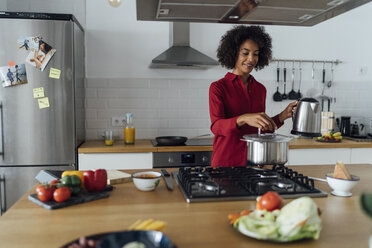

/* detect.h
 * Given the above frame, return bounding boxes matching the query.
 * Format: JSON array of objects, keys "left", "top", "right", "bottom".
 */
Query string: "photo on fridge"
[
  {"left": 26, "top": 40, "right": 56, "bottom": 71},
  {"left": 17, "top": 35, "right": 43, "bottom": 51},
  {"left": 0, "top": 63, "right": 28, "bottom": 88}
]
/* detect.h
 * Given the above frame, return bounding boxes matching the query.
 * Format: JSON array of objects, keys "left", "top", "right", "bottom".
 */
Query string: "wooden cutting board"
[{"left": 107, "top": 170, "right": 132, "bottom": 185}]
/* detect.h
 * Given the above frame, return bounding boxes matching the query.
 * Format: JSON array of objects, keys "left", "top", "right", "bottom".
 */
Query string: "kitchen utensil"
[
  {"left": 288, "top": 61, "right": 297, "bottom": 100},
  {"left": 273, "top": 63, "right": 282, "bottom": 102},
  {"left": 241, "top": 129, "right": 292, "bottom": 166},
  {"left": 296, "top": 62, "right": 303, "bottom": 99},
  {"left": 281, "top": 66, "right": 288, "bottom": 100},
  {"left": 291, "top": 98, "right": 322, "bottom": 137},
  {"left": 309, "top": 176, "right": 327, "bottom": 182},
  {"left": 339, "top": 116, "right": 351, "bottom": 136},
  {"left": 132, "top": 171, "right": 161, "bottom": 191},
  {"left": 326, "top": 173, "right": 360, "bottom": 197},
  {"left": 155, "top": 136, "right": 187, "bottom": 146},
  {"left": 351, "top": 121, "right": 361, "bottom": 137},
  {"left": 161, "top": 169, "right": 174, "bottom": 190},
  {"left": 311, "top": 62, "right": 315, "bottom": 79}
]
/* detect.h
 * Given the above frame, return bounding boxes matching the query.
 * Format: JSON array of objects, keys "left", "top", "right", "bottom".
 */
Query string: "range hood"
[
  {"left": 150, "top": 22, "right": 219, "bottom": 69},
  {"left": 137, "top": 0, "right": 372, "bottom": 26}
]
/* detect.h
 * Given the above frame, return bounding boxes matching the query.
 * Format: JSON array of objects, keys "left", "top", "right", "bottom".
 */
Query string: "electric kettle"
[{"left": 291, "top": 98, "right": 322, "bottom": 137}]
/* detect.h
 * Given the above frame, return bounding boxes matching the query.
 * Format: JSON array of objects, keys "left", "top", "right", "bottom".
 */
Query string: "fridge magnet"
[
  {"left": 33, "top": 87, "right": 45, "bottom": 98},
  {"left": 49, "top": 67, "right": 61, "bottom": 79},
  {"left": 38, "top": 97, "right": 50, "bottom": 109},
  {"left": 8, "top": 61, "right": 15, "bottom": 67},
  {"left": 17, "top": 36, "right": 43, "bottom": 51},
  {"left": 0, "top": 64, "right": 28, "bottom": 88},
  {"left": 26, "top": 40, "right": 56, "bottom": 71}
]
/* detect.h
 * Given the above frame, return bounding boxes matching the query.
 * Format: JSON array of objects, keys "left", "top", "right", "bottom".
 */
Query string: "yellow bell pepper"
[{"left": 61, "top": 171, "right": 84, "bottom": 188}]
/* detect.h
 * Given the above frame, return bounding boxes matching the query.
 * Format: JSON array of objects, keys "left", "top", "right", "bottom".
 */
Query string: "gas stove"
[{"left": 174, "top": 166, "right": 327, "bottom": 203}]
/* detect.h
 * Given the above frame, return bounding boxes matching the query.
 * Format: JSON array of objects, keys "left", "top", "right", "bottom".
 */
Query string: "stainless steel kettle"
[{"left": 291, "top": 98, "right": 322, "bottom": 137}]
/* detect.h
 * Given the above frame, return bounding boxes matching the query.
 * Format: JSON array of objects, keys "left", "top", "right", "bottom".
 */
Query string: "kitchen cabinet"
[
  {"left": 78, "top": 153, "right": 152, "bottom": 170},
  {"left": 288, "top": 148, "right": 351, "bottom": 165},
  {"left": 350, "top": 148, "right": 372, "bottom": 164}
]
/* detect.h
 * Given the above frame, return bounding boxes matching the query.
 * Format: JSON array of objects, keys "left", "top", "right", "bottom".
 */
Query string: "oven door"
[{"left": 153, "top": 151, "right": 212, "bottom": 168}]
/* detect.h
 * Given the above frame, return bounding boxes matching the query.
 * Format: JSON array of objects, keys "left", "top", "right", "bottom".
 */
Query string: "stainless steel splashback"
[{"left": 137, "top": 0, "right": 372, "bottom": 26}]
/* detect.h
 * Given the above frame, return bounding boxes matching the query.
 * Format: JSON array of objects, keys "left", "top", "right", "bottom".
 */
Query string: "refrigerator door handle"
[
  {"left": 0, "top": 174, "right": 6, "bottom": 214},
  {"left": 0, "top": 103, "right": 4, "bottom": 159}
]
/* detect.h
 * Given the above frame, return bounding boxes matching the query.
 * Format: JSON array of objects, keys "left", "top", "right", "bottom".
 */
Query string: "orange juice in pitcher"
[{"left": 124, "top": 113, "right": 135, "bottom": 144}]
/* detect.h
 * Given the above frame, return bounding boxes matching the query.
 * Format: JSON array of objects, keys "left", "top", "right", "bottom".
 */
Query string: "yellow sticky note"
[
  {"left": 49, "top": 68, "right": 61, "bottom": 79},
  {"left": 33, "top": 87, "right": 45, "bottom": 98},
  {"left": 38, "top": 97, "right": 50, "bottom": 109}
]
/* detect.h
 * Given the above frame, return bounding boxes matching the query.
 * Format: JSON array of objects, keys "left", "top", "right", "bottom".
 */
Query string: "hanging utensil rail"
[{"left": 271, "top": 59, "right": 342, "bottom": 65}]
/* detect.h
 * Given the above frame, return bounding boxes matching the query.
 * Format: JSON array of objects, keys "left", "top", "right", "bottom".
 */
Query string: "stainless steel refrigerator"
[{"left": 0, "top": 12, "right": 85, "bottom": 213}]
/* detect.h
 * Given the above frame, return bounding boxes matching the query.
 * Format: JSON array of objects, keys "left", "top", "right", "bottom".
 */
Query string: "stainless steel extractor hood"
[
  {"left": 150, "top": 22, "right": 219, "bottom": 69},
  {"left": 137, "top": 0, "right": 372, "bottom": 26}
]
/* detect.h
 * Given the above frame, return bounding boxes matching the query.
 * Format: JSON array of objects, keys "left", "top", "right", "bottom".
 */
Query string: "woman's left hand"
[{"left": 279, "top": 101, "right": 297, "bottom": 123}]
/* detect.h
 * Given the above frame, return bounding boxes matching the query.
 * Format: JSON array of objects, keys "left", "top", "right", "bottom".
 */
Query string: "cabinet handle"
[
  {"left": 0, "top": 174, "right": 6, "bottom": 214},
  {"left": 0, "top": 103, "right": 4, "bottom": 160}
]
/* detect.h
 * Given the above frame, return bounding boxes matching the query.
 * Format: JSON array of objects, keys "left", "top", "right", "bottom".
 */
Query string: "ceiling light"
[{"left": 108, "top": 0, "right": 122, "bottom": 8}]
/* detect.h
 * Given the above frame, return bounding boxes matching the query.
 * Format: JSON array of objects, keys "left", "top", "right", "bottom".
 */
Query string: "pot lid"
[{"left": 242, "top": 133, "right": 292, "bottom": 142}]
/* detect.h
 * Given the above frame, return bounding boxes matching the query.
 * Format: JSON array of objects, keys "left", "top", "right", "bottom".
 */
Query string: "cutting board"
[
  {"left": 107, "top": 170, "right": 132, "bottom": 185},
  {"left": 28, "top": 186, "right": 113, "bottom": 210}
]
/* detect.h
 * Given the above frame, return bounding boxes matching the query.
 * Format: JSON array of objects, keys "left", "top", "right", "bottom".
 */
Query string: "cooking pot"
[
  {"left": 291, "top": 97, "right": 321, "bottom": 137},
  {"left": 241, "top": 131, "right": 292, "bottom": 166},
  {"left": 155, "top": 136, "right": 187, "bottom": 146}
]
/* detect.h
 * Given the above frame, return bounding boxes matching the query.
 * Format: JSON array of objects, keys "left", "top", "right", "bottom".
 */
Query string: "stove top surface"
[
  {"left": 151, "top": 139, "right": 213, "bottom": 147},
  {"left": 174, "top": 166, "right": 327, "bottom": 203}
]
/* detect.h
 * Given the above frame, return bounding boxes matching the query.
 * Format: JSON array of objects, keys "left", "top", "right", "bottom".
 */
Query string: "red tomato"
[
  {"left": 53, "top": 187, "right": 71, "bottom": 203},
  {"left": 257, "top": 191, "right": 282, "bottom": 211},
  {"left": 36, "top": 185, "right": 54, "bottom": 202},
  {"left": 49, "top": 179, "right": 61, "bottom": 191}
]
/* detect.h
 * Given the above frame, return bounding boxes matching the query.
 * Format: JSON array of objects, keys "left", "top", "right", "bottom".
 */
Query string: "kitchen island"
[{"left": 0, "top": 164, "right": 371, "bottom": 247}]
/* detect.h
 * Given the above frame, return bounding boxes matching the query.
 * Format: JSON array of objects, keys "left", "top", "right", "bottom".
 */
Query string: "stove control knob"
[
  {"left": 168, "top": 157, "right": 174, "bottom": 164},
  {"left": 202, "top": 156, "right": 209, "bottom": 163}
]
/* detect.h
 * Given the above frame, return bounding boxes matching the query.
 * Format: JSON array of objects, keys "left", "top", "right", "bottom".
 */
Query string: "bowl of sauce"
[{"left": 132, "top": 171, "right": 161, "bottom": 191}]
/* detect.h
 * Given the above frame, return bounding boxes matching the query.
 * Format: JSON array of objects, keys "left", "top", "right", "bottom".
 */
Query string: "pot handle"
[{"left": 258, "top": 128, "right": 261, "bottom": 136}]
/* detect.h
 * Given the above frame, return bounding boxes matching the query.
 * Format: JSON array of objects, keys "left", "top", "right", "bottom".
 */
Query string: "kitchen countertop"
[
  {"left": 78, "top": 138, "right": 372, "bottom": 153},
  {"left": 0, "top": 164, "right": 371, "bottom": 247}
]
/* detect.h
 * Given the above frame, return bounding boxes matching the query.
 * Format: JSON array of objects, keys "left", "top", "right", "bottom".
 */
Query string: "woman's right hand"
[{"left": 237, "top": 112, "right": 278, "bottom": 131}]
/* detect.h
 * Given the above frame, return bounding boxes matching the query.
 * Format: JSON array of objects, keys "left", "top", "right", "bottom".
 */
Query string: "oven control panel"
[{"left": 153, "top": 151, "right": 213, "bottom": 168}]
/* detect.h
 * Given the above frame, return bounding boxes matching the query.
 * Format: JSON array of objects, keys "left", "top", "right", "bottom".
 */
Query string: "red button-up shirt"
[{"left": 209, "top": 72, "right": 283, "bottom": 167}]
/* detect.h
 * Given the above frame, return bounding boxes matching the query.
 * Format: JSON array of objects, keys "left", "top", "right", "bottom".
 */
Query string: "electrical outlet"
[{"left": 111, "top": 117, "right": 126, "bottom": 127}]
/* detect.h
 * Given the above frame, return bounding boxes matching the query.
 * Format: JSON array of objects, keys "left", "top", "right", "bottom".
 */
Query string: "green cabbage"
[{"left": 236, "top": 197, "right": 322, "bottom": 242}]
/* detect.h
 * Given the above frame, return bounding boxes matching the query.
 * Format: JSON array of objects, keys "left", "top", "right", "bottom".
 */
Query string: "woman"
[{"left": 209, "top": 25, "right": 297, "bottom": 167}]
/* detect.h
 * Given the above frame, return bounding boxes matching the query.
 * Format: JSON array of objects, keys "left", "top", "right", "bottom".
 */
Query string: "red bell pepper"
[{"left": 83, "top": 169, "right": 107, "bottom": 192}]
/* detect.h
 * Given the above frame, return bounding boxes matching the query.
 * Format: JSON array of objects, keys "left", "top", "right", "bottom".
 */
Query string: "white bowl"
[
  {"left": 132, "top": 171, "right": 161, "bottom": 191},
  {"left": 326, "top": 173, "right": 360, "bottom": 197}
]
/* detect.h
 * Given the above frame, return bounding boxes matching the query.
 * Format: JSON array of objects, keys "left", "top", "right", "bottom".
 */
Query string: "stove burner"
[{"left": 176, "top": 165, "right": 327, "bottom": 202}]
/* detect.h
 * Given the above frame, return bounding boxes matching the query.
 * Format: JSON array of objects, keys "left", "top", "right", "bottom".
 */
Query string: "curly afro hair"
[{"left": 217, "top": 25, "right": 272, "bottom": 70}]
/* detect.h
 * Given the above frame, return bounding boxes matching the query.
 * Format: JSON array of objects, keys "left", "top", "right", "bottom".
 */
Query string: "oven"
[{"left": 151, "top": 139, "right": 213, "bottom": 168}]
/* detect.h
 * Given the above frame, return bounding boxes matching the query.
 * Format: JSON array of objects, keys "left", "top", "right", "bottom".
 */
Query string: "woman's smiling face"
[{"left": 234, "top": 39, "right": 259, "bottom": 76}]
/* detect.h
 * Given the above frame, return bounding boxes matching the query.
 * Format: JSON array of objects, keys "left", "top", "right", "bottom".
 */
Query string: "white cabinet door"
[
  {"left": 350, "top": 148, "right": 372, "bottom": 164},
  {"left": 78, "top": 153, "right": 152, "bottom": 170},
  {"left": 288, "top": 148, "right": 351, "bottom": 165}
]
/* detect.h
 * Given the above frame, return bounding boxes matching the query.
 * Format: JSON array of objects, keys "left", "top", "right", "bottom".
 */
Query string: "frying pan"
[{"left": 155, "top": 136, "right": 188, "bottom": 146}]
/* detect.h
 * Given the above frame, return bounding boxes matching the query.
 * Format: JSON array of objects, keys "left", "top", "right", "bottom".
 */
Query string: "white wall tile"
[{"left": 85, "top": 77, "right": 372, "bottom": 140}]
